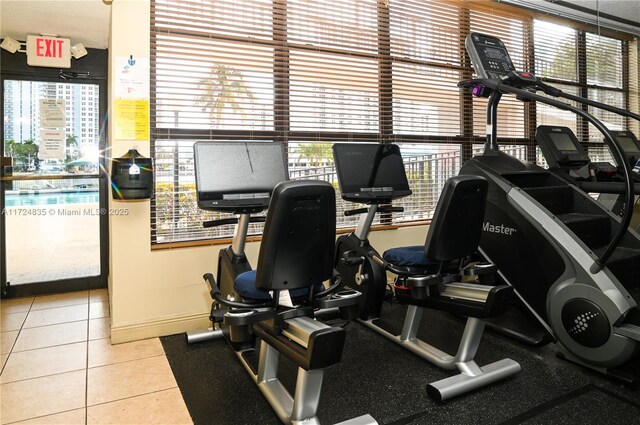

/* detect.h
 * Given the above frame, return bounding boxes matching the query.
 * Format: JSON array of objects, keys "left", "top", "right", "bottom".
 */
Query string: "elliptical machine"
[
  {"left": 187, "top": 141, "right": 374, "bottom": 425},
  {"left": 535, "top": 126, "right": 640, "bottom": 232},
  {"left": 333, "top": 143, "right": 521, "bottom": 401},
  {"left": 460, "top": 32, "right": 640, "bottom": 384}
]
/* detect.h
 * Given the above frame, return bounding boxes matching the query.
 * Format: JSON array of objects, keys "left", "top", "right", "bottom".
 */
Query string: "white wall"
[
  {"left": 107, "top": 0, "right": 217, "bottom": 342},
  {"left": 106, "top": 0, "right": 428, "bottom": 343}
]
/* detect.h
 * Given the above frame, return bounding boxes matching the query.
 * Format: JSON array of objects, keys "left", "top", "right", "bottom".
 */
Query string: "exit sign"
[{"left": 26, "top": 35, "right": 71, "bottom": 68}]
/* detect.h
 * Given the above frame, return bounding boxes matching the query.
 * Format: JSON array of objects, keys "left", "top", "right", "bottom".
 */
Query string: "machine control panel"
[
  {"left": 465, "top": 32, "right": 516, "bottom": 79},
  {"left": 535, "top": 126, "right": 590, "bottom": 168},
  {"left": 609, "top": 130, "right": 640, "bottom": 165}
]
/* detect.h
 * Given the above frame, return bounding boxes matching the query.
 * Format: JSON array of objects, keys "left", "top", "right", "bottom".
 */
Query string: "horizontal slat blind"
[
  {"left": 587, "top": 89, "right": 625, "bottom": 140},
  {"left": 534, "top": 20, "right": 578, "bottom": 82},
  {"left": 153, "top": 0, "right": 273, "bottom": 39},
  {"left": 389, "top": 0, "right": 462, "bottom": 65},
  {"left": 289, "top": 51, "right": 379, "bottom": 133},
  {"left": 153, "top": 34, "right": 274, "bottom": 131},
  {"left": 151, "top": 0, "right": 632, "bottom": 246},
  {"left": 586, "top": 33, "right": 624, "bottom": 142},
  {"left": 470, "top": 9, "right": 526, "bottom": 139},
  {"left": 288, "top": 0, "right": 379, "bottom": 53},
  {"left": 287, "top": 142, "right": 372, "bottom": 229},
  {"left": 395, "top": 143, "right": 461, "bottom": 222},
  {"left": 153, "top": 139, "right": 268, "bottom": 244},
  {"left": 392, "top": 63, "right": 461, "bottom": 135},
  {"left": 586, "top": 33, "right": 623, "bottom": 88},
  {"left": 537, "top": 84, "right": 580, "bottom": 134}
]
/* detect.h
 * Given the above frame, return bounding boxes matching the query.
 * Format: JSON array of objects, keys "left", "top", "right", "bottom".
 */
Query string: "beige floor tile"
[
  {"left": 89, "top": 301, "right": 110, "bottom": 319},
  {"left": 23, "top": 304, "right": 88, "bottom": 329},
  {"left": 12, "top": 408, "right": 86, "bottom": 424},
  {"left": 1, "top": 311, "right": 28, "bottom": 332},
  {"left": 13, "top": 321, "right": 88, "bottom": 352},
  {"left": 89, "top": 318, "right": 110, "bottom": 340},
  {"left": 0, "top": 370, "right": 86, "bottom": 424},
  {"left": 88, "top": 337, "right": 164, "bottom": 368},
  {"left": 87, "top": 388, "right": 192, "bottom": 425},
  {"left": 87, "top": 355, "right": 177, "bottom": 406},
  {"left": 0, "top": 297, "right": 34, "bottom": 315},
  {"left": 1, "top": 330, "right": 19, "bottom": 354},
  {"left": 0, "top": 342, "right": 87, "bottom": 384},
  {"left": 1, "top": 353, "right": 7, "bottom": 369},
  {"left": 31, "top": 291, "right": 89, "bottom": 311},
  {"left": 89, "top": 289, "right": 109, "bottom": 303}
]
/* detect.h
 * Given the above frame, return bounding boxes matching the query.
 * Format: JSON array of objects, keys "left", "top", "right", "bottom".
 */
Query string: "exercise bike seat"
[
  {"left": 382, "top": 247, "right": 459, "bottom": 274},
  {"left": 383, "top": 175, "right": 513, "bottom": 318},
  {"left": 383, "top": 246, "right": 436, "bottom": 267},
  {"left": 235, "top": 270, "right": 325, "bottom": 303}
]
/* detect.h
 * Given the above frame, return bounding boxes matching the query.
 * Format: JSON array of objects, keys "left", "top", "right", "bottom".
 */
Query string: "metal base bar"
[
  {"left": 235, "top": 339, "right": 375, "bottom": 424},
  {"left": 186, "top": 328, "right": 224, "bottom": 344},
  {"left": 359, "top": 306, "right": 520, "bottom": 400},
  {"left": 426, "top": 358, "right": 521, "bottom": 401},
  {"left": 334, "top": 415, "right": 378, "bottom": 425}
]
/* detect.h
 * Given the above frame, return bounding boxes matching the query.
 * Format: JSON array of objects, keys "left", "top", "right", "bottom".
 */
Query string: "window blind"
[
  {"left": 533, "top": 19, "right": 626, "bottom": 148},
  {"left": 470, "top": 9, "right": 526, "bottom": 139},
  {"left": 151, "top": 0, "right": 633, "bottom": 246},
  {"left": 583, "top": 31, "right": 624, "bottom": 142}
]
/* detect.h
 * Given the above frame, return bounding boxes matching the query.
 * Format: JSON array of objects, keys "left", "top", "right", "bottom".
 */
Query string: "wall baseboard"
[{"left": 111, "top": 313, "right": 211, "bottom": 344}]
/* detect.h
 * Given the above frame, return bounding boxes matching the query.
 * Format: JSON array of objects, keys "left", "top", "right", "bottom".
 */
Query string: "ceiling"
[
  {"left": 0, "top": 0, "right": 638, "bottom": 52},
  {"left": 0, "top": 0, "right": 112, "bottom": 49},
  {"left": 499, "top": 0, "right": 640, "bottom": 35}
]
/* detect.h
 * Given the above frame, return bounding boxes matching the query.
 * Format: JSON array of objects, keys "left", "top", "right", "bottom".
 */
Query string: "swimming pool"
[{"left": 5, "top": 191, "right": 100, "bottom": 207}]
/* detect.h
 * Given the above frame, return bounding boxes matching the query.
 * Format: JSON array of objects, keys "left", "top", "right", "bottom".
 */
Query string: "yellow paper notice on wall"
[{"left": 114, "top": 99, "right": 149, "bottom": 140}]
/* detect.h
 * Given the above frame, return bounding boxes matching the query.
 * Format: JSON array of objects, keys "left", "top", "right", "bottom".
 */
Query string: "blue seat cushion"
[
  {"left": 234, "top": 270, "right": 325, "bottom": 302},
  {"left": 383, "top": 246, "right": 438, "bottom": 267}
]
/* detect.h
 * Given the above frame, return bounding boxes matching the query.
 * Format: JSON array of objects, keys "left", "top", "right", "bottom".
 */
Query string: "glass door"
[{"left": 1, "top": 78, "right": 108, "bottom": 297}]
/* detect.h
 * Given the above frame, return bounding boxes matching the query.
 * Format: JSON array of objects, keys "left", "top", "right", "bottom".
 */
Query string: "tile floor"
[{"left": 0, "top": 290, "right": 193, "bottom": 424}]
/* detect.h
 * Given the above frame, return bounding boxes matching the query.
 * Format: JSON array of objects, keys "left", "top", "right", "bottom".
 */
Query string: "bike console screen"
[
  {"left": 610, "top": 131, "right": 640, "bottom": 164},
  {"left": 465, "top": 32, "right": 516, "bottom": 79},
  {"left": 194, "top": 142, "right": 288, "bottom": 211},
  {"left": 535, "top": 126, "right": 590, "bottom": 167},
  {"left": 333, "top": 143, "right": 412, "bottom": 203},
  {"left": 549, "top": 133, "right": 579, "bottom": 152}
]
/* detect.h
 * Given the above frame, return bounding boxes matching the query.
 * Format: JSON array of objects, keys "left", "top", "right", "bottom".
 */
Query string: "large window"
[
  {"left": 533, "top": 20, "right": 627, "bottom": 143},
  {"left": 151, "top": 0, "right": 634, "bottom": 246}
]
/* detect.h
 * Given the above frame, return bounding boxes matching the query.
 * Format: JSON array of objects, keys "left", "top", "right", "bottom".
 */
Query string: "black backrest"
[
  {"left": 255, "top": 180, "right": 336, "bottom": 291},
  {"left": 424, "top": 175, "right": 488, "bottom": 262}
]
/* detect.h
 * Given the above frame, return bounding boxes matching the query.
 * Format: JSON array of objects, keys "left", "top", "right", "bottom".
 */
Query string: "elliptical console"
[{"left": 465, "top": 33, "right": 516, "bottom": 79}]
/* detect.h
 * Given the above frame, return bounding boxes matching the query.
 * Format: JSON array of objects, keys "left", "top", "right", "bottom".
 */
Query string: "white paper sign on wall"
[
  {"left": 39, "top": 129, "right": 66, "bottom": 160},
  {"left": 40, "top": 99, "right": 66, "bottom": 128}
]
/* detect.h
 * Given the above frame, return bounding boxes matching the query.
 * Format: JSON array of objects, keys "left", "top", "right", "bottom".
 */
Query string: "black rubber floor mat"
[
  {"left": 162, "top": 305, "right": 640, "bottom": 425},
  {"left": 497, "top": 384, "right": 640, "bottom": 425}
]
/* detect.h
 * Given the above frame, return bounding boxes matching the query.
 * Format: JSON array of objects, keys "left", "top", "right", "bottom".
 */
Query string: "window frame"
[{"left": 150, "top": 0, "right": 635, "bottom": 248}]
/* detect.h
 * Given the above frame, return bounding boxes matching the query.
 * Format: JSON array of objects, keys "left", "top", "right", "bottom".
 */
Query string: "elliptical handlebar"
[
  {"left": 554, "top": 89, "right": 640, "bottom": 122},
  {"left": 578, "top": 181, "right": 640, "bottom": 195}
]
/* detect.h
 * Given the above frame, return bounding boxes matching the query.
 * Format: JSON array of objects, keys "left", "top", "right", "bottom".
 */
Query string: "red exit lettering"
[{"left": 36, "top": 38, "right": 64, "bottom": 58}]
